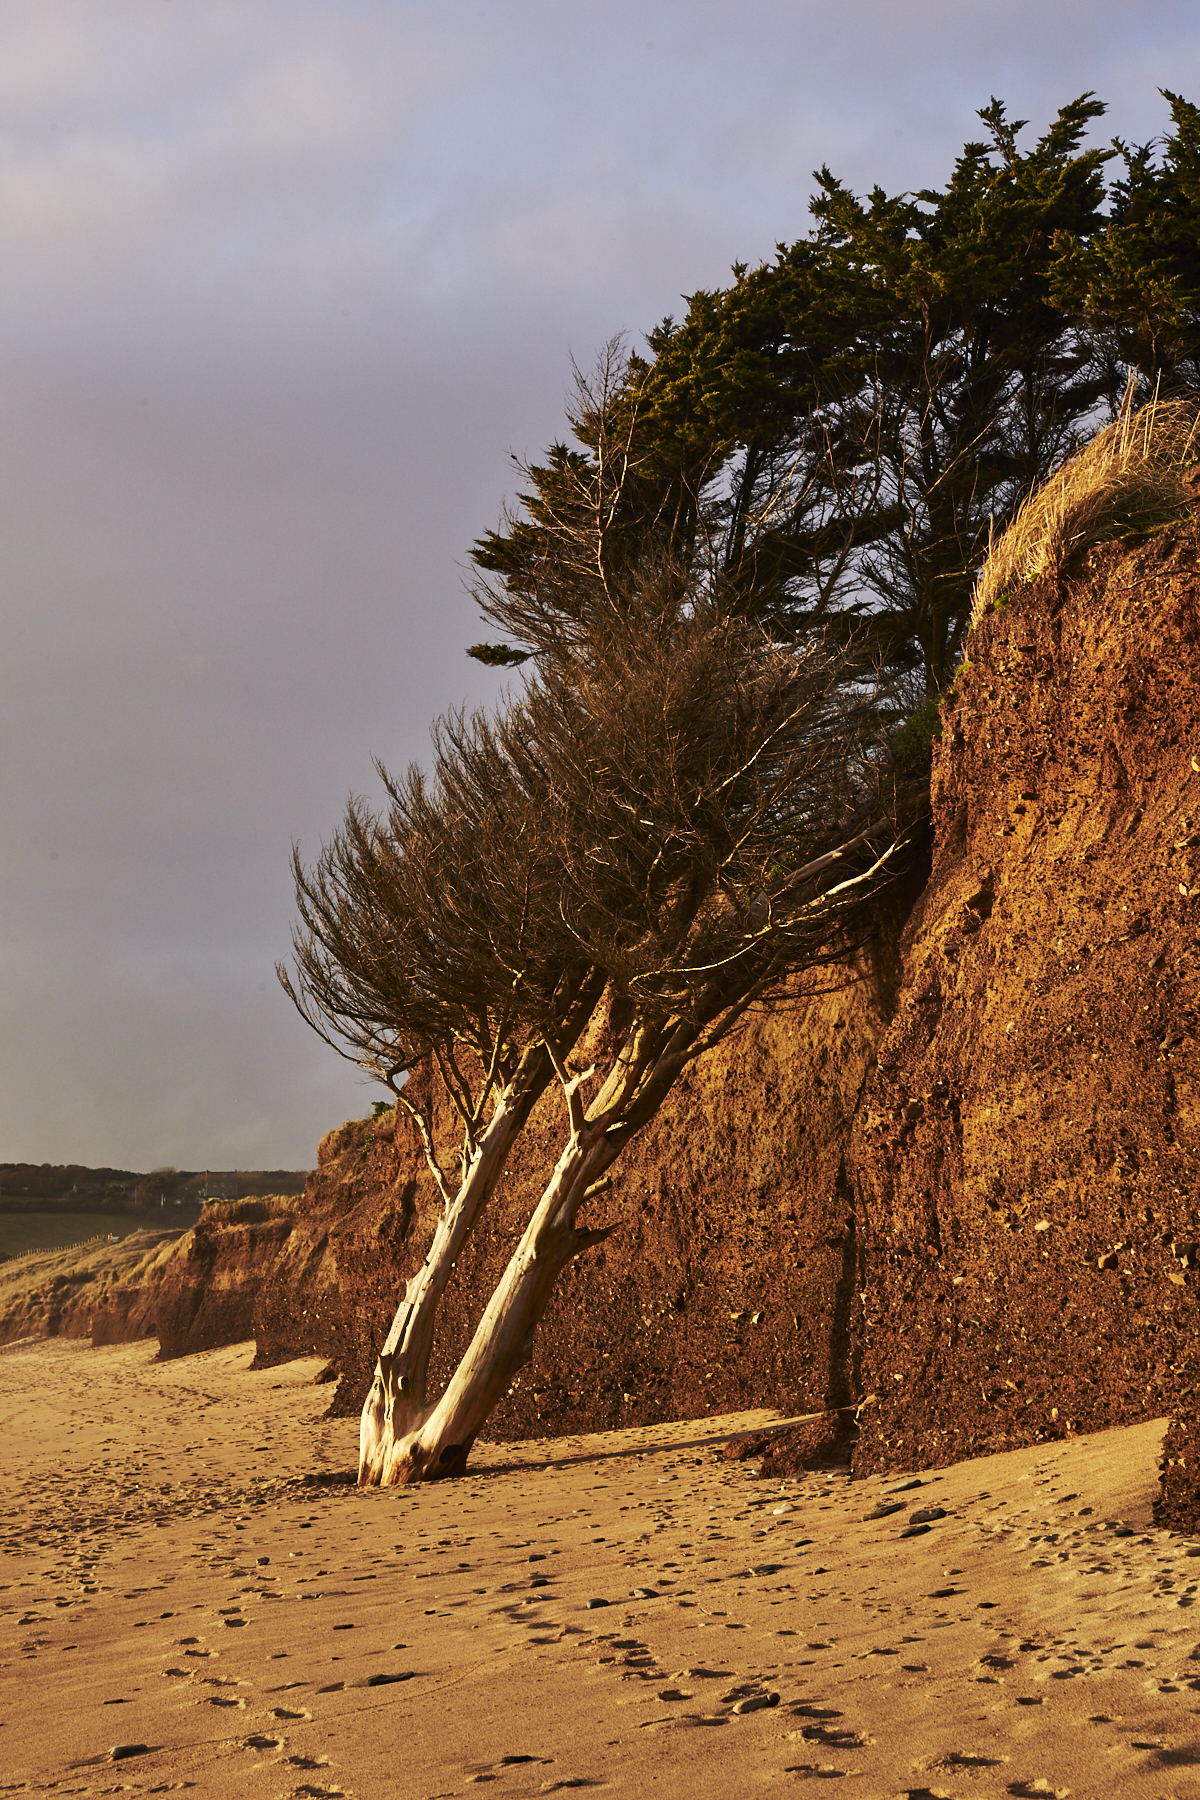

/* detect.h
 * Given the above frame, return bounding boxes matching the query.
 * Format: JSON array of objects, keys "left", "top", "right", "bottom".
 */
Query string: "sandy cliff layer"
[
  {"left": 0, "top": 1202, "right": 302, "bottom": 1357},
  {"left": 850, "top": 525, "right": 1200, "bottom": 1530},
  {"left": 0, "top": 1227, "right": 184, "bottom": 1347}
]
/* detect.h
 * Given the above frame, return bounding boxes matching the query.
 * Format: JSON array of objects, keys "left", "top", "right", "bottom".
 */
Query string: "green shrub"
[{"left": 894, "top": 696, "right": 943, "bottom": 773}]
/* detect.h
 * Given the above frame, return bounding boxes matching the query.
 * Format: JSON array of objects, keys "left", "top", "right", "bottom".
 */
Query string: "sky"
[{"left": 2, "top": 0, "right": 1197, "bottom": 1172}]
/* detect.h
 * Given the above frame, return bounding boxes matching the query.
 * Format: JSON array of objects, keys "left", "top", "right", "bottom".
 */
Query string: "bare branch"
[{"left": 394, "top": 1089, "right": 456, "bottom": 1210}]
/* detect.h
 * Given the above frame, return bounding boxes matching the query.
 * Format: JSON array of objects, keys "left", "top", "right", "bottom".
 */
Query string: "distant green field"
[{"left": 0, "top": 1210, "right": 190, "bottom": 1260}]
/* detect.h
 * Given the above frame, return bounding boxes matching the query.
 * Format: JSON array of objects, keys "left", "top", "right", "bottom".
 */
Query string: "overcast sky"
[{"left": 1, "top": 0, "right": 1196, "bottom": 1172}]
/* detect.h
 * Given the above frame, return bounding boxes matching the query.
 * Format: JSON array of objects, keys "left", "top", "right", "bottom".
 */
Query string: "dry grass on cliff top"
[{"left": 972, "top": 381, "right": 1200, "bottom": 626}]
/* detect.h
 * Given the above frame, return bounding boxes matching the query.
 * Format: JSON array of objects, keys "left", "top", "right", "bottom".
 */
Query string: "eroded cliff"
[
  {"left": 850, "top": 524, "right": 1200, "bottom": 1531},
  {"left": 0, "top": 1227, "right": 186, "bottom": 1347},
  {"left": 237, "top": 925, "right": 914, "bottom": 1436},
  {"left": 8, "top": 525, "right": 1200, "bottom": 1531}
]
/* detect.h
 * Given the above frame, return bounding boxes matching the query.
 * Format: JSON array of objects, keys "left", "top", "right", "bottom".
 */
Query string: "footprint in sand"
[
  {"left": 272, "top": 1706, "right": 313, "bottom": 1721},
  {"left": 790, "top": 1722, "right": 869, "bottom": 1748}
]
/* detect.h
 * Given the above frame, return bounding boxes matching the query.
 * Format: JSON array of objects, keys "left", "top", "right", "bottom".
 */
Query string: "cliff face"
[
  {"left": 850, "top": 525, "right": 1200, "bottom": 1530},
  {"left": 241, "top": 923, "right": 914, "bottom": 1435},
  {"left": 0, "top": 1227, "right": 186, "bottom": 1347},
  {"left": 154, "top": 1199, "right": 303, "bottom": 1360}
]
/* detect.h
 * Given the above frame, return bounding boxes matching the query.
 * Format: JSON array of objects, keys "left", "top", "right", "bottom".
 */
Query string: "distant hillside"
[{"left": 0, "top": 1163, "right": 308, "bottom": 1212}]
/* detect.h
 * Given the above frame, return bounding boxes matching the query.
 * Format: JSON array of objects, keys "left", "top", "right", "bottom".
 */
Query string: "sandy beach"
[{"left": 1, "top": 1339, "right": 1198, "bottom": 1798}]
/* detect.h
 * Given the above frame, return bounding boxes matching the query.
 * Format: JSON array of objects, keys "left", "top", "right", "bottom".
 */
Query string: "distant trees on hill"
[{"left": 0, "top": 1163, "right": 307, "bottom": 1208}]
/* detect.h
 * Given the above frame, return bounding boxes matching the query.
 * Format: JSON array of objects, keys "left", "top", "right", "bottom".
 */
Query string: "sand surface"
[{"left": 2, "top": 1340, "right": 1199, "bottom": 1798}]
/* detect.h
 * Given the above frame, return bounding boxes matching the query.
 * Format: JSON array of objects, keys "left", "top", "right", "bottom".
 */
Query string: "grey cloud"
[{"left": 2, "top": 0, "right": 1195, "bottom": 1166}]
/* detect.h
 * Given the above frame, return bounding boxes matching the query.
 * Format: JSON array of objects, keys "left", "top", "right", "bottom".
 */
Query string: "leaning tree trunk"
[
  {"left": 357, "top": 1053, "right": 549, "bottom": 1485},
  {"left": 359, "top": 1114, "right": 616, "bottom": 1485}
]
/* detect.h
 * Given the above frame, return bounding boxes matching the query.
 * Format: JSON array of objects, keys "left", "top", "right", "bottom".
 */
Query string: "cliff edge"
[{"left": 851, "top": 523, "right": 1200, "bottom": 1531}]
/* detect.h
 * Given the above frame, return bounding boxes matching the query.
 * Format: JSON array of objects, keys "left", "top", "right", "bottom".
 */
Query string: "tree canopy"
[{"left": 471, "top": 91, "right": 1200, "bottom": 694}]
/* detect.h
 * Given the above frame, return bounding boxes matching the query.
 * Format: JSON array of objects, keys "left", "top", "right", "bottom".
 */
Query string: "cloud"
[{"left": 1, "top": 0, "right": 1195, "bottom": 1166}]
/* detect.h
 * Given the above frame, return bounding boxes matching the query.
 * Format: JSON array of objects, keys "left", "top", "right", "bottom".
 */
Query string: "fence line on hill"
[{"left": 2, "top": 1233, "right": 113, "bottom": 1263}]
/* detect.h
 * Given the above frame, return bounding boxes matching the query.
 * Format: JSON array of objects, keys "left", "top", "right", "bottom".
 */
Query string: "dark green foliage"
[
  {"left": 466, "top": 642, "right": 532, "bottom": 668},
  {"left": 472, "top": 91, "right": 1199, "bottom": 701},
  {"left": 893, "top": 696, "right": 944, "bottom": 777},
  {"left": 1053, "top": 92, "right": 1200, "bottom": 392}
]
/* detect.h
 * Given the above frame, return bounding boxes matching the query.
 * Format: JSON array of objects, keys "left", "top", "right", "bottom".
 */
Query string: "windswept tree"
[
  {"left": 282, "top": 494, "right": 912, "bottom": 1484},
  {"left": 472, "top": 91, "right": 1197, "bottom": 696}
]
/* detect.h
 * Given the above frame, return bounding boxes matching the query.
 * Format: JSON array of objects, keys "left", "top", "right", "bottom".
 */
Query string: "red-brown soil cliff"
[
  {"left": 240, "top": 923, "right": 914, "bottom": 1436},
  {"left": 850, "top": 524, "right": 1200, "bottom": 1531}
]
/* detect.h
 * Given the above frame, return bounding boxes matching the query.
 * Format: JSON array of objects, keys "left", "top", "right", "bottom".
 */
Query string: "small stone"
[
  {"left": 732, "top": 1693, "right": 779, "bottom": 1715},
  {"left": 630, "top": 1587, "right": 660, "bottom": 1600},
  {"left": 899, "top": 1523, "right": 931, "bottom": 1539},
  {"left": 109, "top": 1745, "right": 149, "bottom": 1762},
  {"left": 863, "top": 1502, "right": 906, "bottom": 1521},
  {"left": 909, "top": 1507, "right": 947, "bottom": 1525},
  {"left": 586, "top": 1597, "right": 609, "bottom": 1609},
  {"left": 885, "top": 1478, "right": 924, "bottom": 1493}
]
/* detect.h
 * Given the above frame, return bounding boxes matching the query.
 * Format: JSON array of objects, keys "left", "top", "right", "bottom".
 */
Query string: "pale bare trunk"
[
  {"left": 358, "top": 1061, "right": 540, "bottom": 1485},
  {"left": 358, "top": 1022, "right": 686, "bottom": 1484},
  {"left": 364, "top": 1119, "right": 616, "bottom": 1484}
]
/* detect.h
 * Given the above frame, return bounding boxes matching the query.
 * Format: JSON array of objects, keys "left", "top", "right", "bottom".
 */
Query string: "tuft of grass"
[{"left": 971, "top": 379, "right": 1200, "bottom": 628}]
